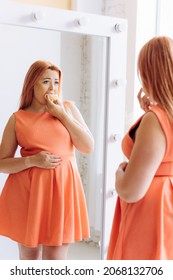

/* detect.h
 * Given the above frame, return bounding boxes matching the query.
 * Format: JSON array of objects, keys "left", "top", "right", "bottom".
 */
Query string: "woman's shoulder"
[
  {"left": 146, "top": 105, "right": 172, "bottom": 130},
  {"left": 149, "top": 105, "right": 169, "bottom": 120},
  {"left": 3, "top": 113, "right": 16, "bottom": 131},
  {"left": 63, "top": 100, "right": 85, "bottom": 120},
  {"left": 12, "top": 110, "right": 25, "bottom": 122},
  {"left": 137, "top": 108, "right": 168, "bottom": 154},
  {"left": 63, "top": 100, "right": 78, "bottom": 114},
  {"left": 63, "top": 100, "right": 75, "bottom": 107},
  {"left": 141, "top": 110, "right": 162, "bottom": 128},
  {"left": 13, "top": 109, "right": 23, "bottom": 116}
]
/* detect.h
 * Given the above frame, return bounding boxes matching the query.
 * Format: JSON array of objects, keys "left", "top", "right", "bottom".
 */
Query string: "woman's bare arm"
[
  {"left": 0, "top": 114, "right": 61, "bottom": 174},
  {"left": 115, "top": 112, "right": 166, "bottom": 203},
  {"left": 46, "top": 97, "right": 94, "bottom": 154}
]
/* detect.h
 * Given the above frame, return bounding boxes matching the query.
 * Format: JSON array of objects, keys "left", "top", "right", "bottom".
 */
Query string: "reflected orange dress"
[
  {"left": 107, "top": 105, "right": 173, "bottom": 260},
  {"left": 0, "top": 110, "right": 89, "bottom": 247}
]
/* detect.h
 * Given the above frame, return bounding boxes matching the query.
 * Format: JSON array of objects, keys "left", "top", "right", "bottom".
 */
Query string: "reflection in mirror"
[{"left": 0, "top": 23, "right": 108, "bottom": 259}]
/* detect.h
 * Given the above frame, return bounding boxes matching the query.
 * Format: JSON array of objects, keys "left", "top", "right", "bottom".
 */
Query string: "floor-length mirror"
[{"left": 0, "top": 23, "right": 108, "bottom": 260}]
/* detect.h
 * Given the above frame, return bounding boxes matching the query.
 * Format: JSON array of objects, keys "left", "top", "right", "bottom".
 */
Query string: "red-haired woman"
[
  {"left": 107, "top": 36, "right": 173, "bottom": 260},
  {"left": 0, "top": 60, "right": 94, "bottom": 260}
]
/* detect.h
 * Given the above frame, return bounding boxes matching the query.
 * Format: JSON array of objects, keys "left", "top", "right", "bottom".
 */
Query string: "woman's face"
[{"left": 33, "top": 69, "right": 59, "bottom": 105}]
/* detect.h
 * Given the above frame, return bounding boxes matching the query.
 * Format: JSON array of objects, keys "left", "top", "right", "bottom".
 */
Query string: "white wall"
[
  {"left": 71, "top": 0, "right": 104, "bottom": 14},
  {"left": 60, "top": 33, "right": 82, "bottom": 105},
  {"left": 133, "top": 0, "right": 158, "bottom": 120},
  {"left": 11, "top": 0, "right": 71, "bottom": 9},
  {"left": 159, "top": 0, "right": 173, "bottom": 37}
]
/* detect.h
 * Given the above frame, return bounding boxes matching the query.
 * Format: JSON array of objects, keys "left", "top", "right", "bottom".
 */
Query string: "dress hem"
[{"left": 0, "top": 232, "right": 90, "bottom": 248}]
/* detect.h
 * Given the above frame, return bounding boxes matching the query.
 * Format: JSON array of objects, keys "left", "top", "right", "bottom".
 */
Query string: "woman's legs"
[
  {"left": 42, "top": 244, "right": 69, "bottom": 260},
  {"left": 18, "top": 243, "right": 42, "bottom": 260},
  {"left": 18, "top": 243, "right": 69, "bottom": 260}
]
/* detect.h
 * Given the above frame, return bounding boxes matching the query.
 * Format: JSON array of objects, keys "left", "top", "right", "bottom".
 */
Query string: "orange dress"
[
  {"left": 107, "top": 105, "right": 173, "bottom": 260},
  {"left": 0, "top": 110, "right": 89, "bottom": 247}
]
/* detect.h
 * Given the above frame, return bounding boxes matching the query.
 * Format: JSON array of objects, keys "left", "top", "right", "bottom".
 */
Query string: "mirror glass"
[{"left": 0, "top": 23, "right": 108, "bottom": 259}]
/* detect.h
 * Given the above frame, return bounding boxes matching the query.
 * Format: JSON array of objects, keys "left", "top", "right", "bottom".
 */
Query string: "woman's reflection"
[{"left": 0, "top": 60, "right": 94, "bottom": 260}]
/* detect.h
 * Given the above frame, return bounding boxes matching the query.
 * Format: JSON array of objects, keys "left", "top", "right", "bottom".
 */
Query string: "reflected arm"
[
  {"left": 45, "top": 96, "right": 94, "bottom": 154},
  {"left": 60, "top": 102, "right": 94, "bottom": 154},
  {"left": 0, "top": 115, "right": 60, "bottom": 174},
  {"left": 0, "top": 115, "right": 32, "bottom": 174}
]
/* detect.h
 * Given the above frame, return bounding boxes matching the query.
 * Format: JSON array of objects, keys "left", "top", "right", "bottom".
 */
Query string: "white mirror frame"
[{"left": 0, "top": 0, "right": 127, "bottom": 259}]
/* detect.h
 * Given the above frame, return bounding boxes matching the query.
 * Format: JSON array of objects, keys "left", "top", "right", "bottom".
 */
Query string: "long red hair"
[
  {"left": 19, "top": 60, "right": 62, "bottom": 109},
  {"left": 138, "top": 36, "right": 173, "bottom": 120}
]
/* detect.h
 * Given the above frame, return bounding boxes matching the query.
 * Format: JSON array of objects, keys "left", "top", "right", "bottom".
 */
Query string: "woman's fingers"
[
  {"left": 50, "top": 155, "right": 62, "bottom": 165},
  {"left": 137, "top": 88, "right": 151, "bottom": 112},
  {"left": 137, "top": 88, "right": 143, "bottom": 101},
  {"left": 35, "top": 151, "right": 62, "bottom": 169},
  {"left": 45, "top": 94, "right": 61, "bottom": 105},
  {"left": 46, "top": 154, "right": 62, "bottom": 168}
]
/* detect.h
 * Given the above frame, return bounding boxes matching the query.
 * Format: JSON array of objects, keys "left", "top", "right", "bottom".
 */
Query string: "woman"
[
  {"left": 0, "top": 60, "right": 94, "bottom": 260},
  {"left": 107, "top": 36, "right": 173, "bottom": 260}
]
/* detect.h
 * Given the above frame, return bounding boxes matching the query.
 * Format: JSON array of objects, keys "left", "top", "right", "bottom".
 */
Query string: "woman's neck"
[{"left": 24, "top": 103, "right": 47, "bottom": 113}]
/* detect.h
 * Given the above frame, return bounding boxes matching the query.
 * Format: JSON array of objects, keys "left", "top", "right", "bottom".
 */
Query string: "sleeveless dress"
[
  {"left": 107, "top": 105, "right": 173, "bottom": 260},
  {"left": 0, "top": 110, "right": 89, "bottom": 247}
]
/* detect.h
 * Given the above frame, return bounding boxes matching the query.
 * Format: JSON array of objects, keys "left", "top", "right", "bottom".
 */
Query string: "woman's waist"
[
  {"left": 20, "top": 148, "right": 75, "bottom": 159},
  {"left": 155, "top": 161, "right": 173, "bottom": 177}
]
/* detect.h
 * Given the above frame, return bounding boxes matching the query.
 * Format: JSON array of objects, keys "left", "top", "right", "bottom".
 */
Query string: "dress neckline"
[{"left": 19, "top": 109, "right": 47, "bottom": 114}]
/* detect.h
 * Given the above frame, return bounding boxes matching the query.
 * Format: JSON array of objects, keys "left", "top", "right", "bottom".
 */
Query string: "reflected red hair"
[
  {"left": 138, "top": 36, "right": 173, "bottom": 120},
  {"left": 19, "top": 60, "right": 62, "bottom": 109}
]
